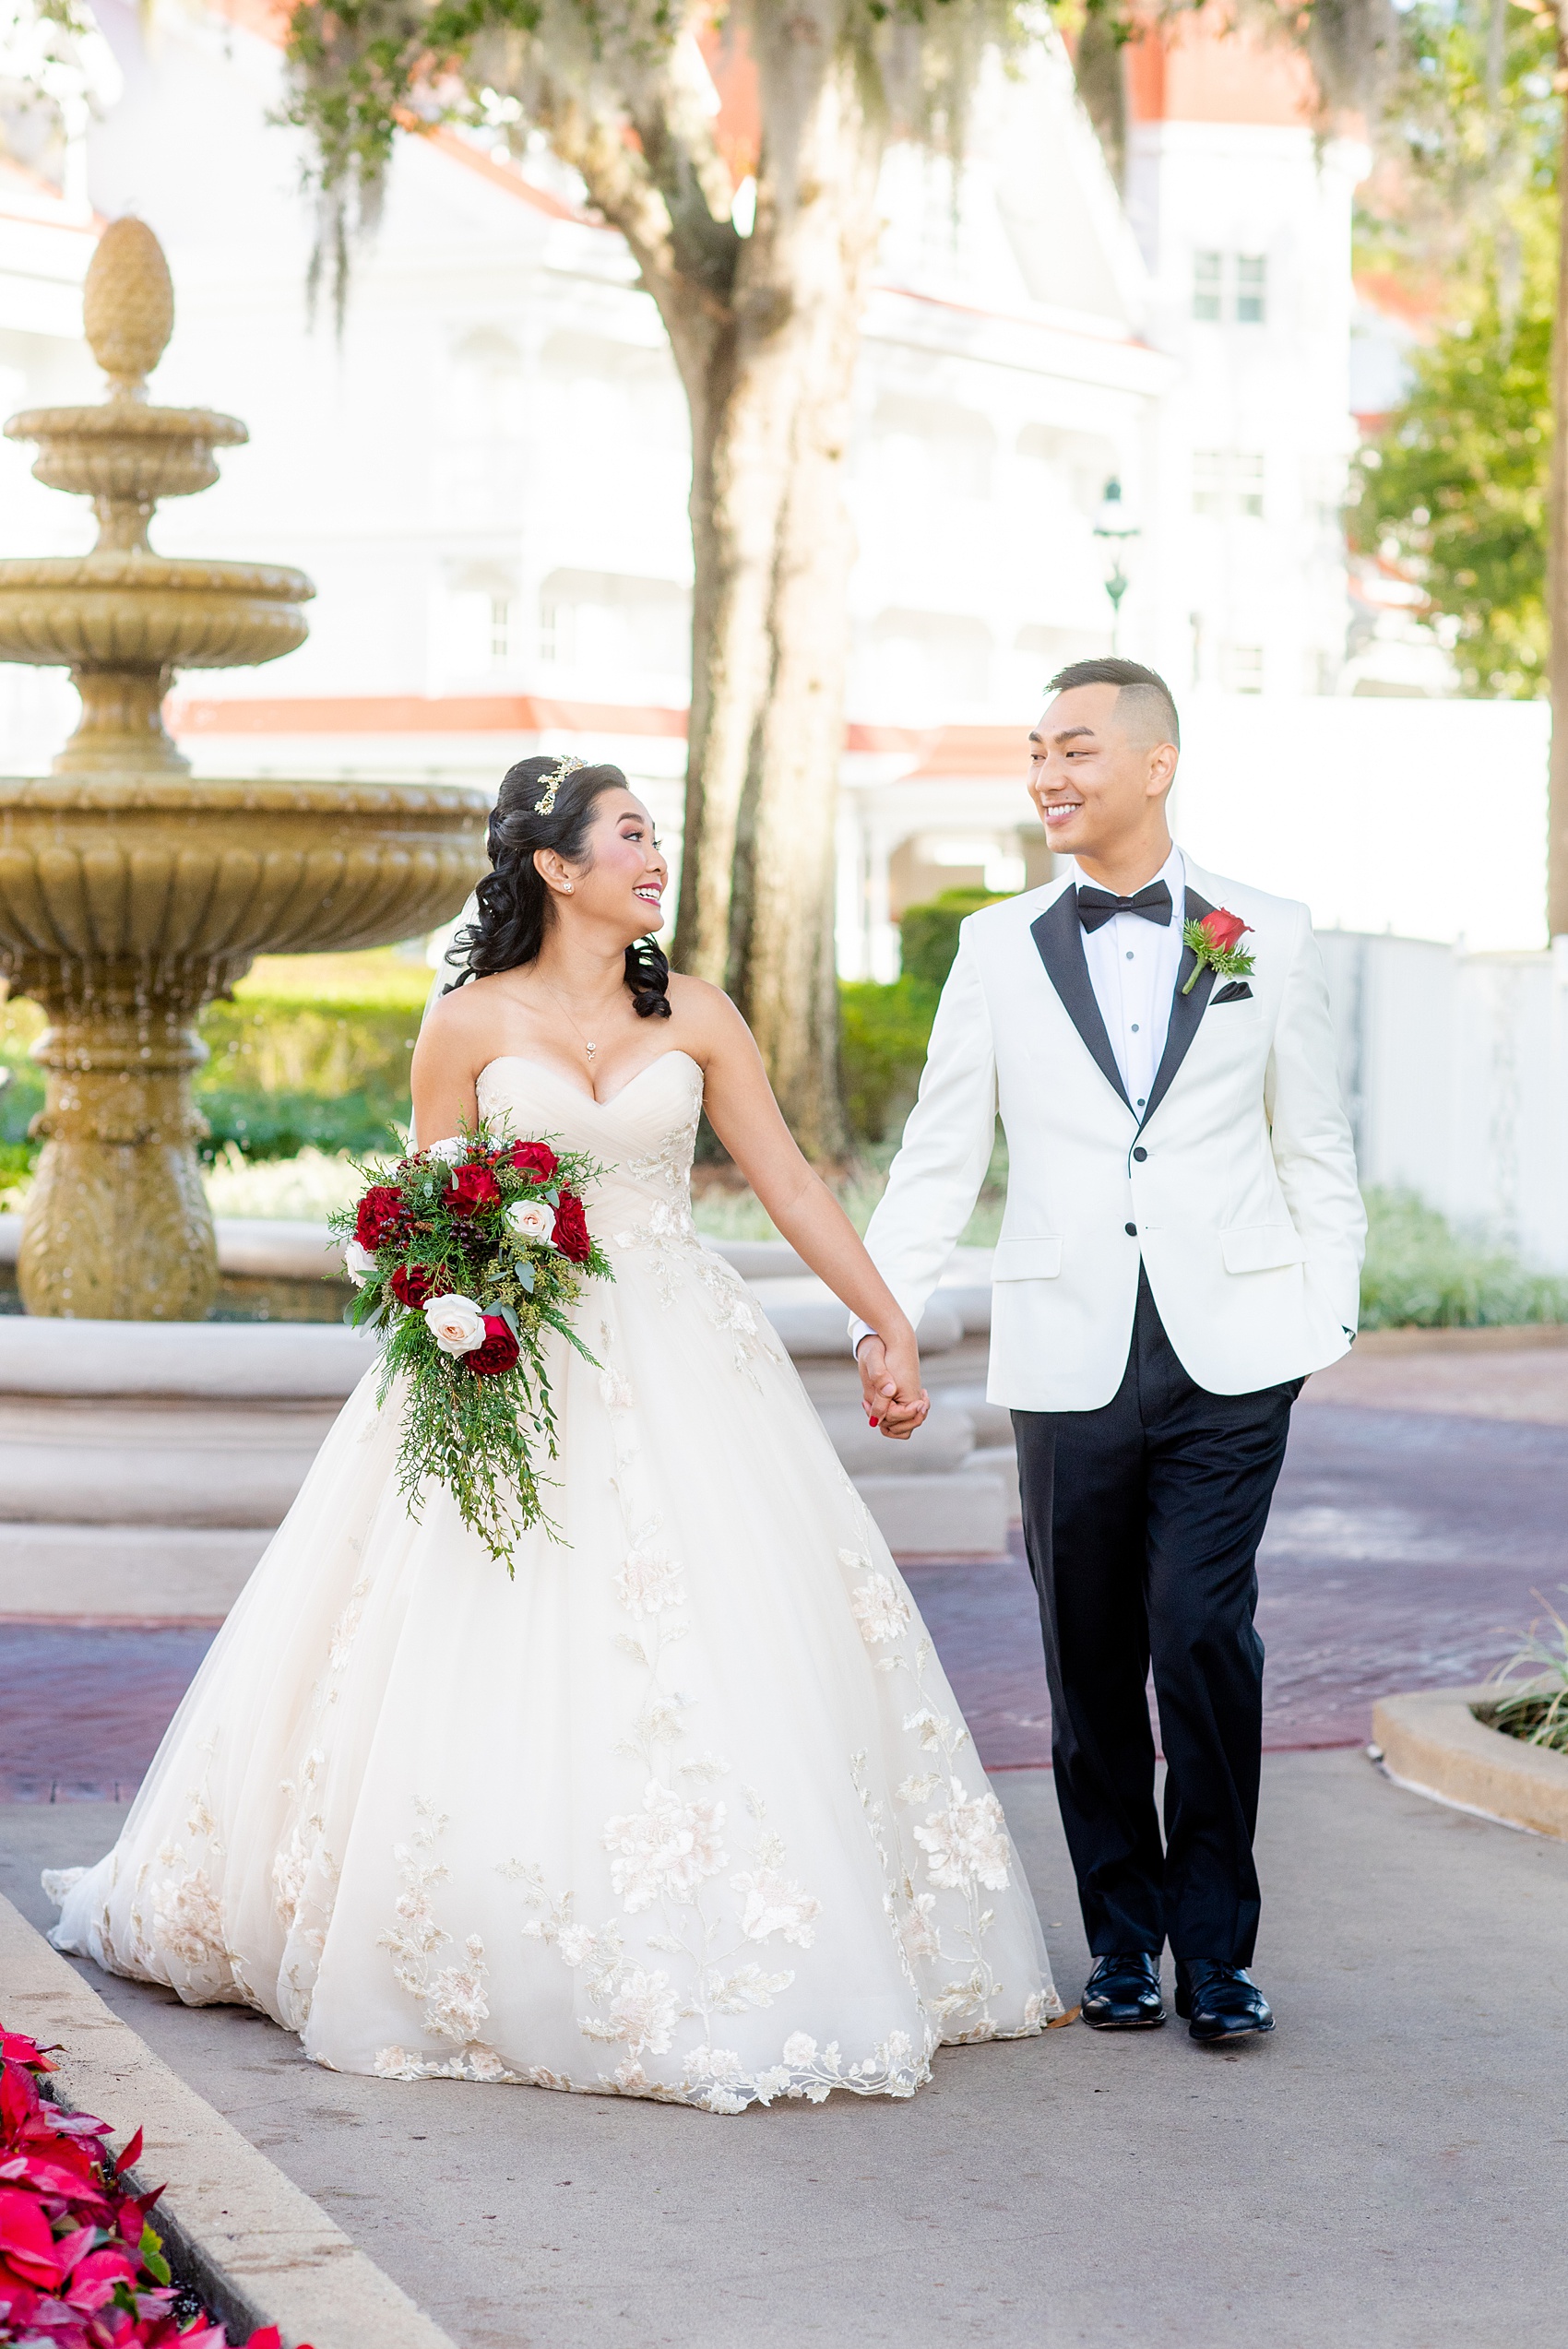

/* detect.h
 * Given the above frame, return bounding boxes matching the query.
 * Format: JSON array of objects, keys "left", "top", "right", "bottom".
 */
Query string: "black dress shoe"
[
  {"left": 1080, "top": 1952, "right": 1165, "bottom": 2029},
  {"left": 1174, "top": 1960, "right": 1274, "bottom": 2044}
]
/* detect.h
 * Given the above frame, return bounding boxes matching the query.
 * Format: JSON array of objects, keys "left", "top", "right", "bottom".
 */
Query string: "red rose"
[
  {"left": 467, "top": 1313, "right": 520, "bottom": 1377},
  {"left": 448, "top": 1163, "right": 502, "bottom": 1216},
  {"left": 354, "top": 1184, "right": 406, "bottom": 1252},
  {"left": 510, "top": 1140, "right": 559, "bottom": 1181},
  {"left": 552, "top": 1189, "right": 591, "bottom": 1263},
  {"left": 390, "top": 1263, "right": 442, "bottom": 1311},
  {"left": 1200, "top": 908, "right": 1250, "bottom": 954}
]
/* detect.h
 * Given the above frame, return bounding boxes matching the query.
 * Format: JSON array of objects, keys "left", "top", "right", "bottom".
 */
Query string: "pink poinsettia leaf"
[{"left": 0, "top": 2185, "right": 65, "bottom": 2283}]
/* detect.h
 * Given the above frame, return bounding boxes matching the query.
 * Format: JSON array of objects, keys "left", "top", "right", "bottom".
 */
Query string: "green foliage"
[
  {"left": 1350, "top": 0, "right": 1560, "bottom": 695},
  {"left": 0, "top": 955, "right": 427, "bottom": 1179},
  {"left": 1353, "top": 236, "right": 1552, "bottom": 696},
  {"left": 838, "top": 976, "right": 939, "bottom": 1143},
  {"left": 897, "top": 888, "right": 1012, "bottom": 988},
  {"left": 198, "top": 992, "right": 419, "bottom": 1159},
  {"left": 282, "top": 0, "right": 1048, "bottom": 317},
  {"left": 1359, "top": 1187, "right": 1568, "bottom": 1329},
  {"left": 1488, "top": 1593, "right": 1568, "bottom": 1755}
]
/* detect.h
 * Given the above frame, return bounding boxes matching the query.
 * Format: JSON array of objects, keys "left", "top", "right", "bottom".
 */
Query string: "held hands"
[{"left": 856, "top": 1330, "right": 930, "bottom": 1441}]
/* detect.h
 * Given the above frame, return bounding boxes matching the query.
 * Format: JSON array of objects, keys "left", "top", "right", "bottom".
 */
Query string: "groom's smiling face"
[{"left": 1027, "top": 684, "right": 1178, "bottom": 869}]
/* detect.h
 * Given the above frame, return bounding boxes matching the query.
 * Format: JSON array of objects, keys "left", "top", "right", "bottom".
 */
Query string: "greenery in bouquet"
[{"left": 328, "top": 1123, "right": 612, "bottom": 1568}]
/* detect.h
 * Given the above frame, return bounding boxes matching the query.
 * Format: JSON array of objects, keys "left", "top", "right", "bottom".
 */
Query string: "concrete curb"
[
  {"left": 1372, "top": 1686, "right": 1568, "bottom": 1839},
  {"left": 0, "top": 1893, "right": 457, "bottom": 2349}
]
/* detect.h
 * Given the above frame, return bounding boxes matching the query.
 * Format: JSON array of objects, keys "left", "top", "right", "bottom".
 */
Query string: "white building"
[{"left": 1, "top": 0, "right": 1543, "bottom": 980}]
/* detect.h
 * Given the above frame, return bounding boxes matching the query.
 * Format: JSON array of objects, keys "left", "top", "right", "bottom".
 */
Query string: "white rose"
[
  {"left": 343, "top": 1239, "right": 379, "bottom": 1287},
  {"left": 422, "top": 1293, "right": 487, "bottom": 1356},
  {"left": 506, "top": 1198, "right": 555, "bottom": 1246},
  {"left": 424, "top": 1135, "right": 466, "bottom": 1166}
]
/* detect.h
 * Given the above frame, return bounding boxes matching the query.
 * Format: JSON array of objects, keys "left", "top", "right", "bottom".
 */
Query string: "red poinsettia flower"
[
  {"left": 467, "top": 1315, "right": 520, "bottom": 1378},
  {"left": 551, "top": 1190, "right": 591, "bottom": 1263},
  {"left": 509, "top": 1140, "right": 558, "bottom": 1181},
  {"left": 1199, "top": 907, "right": 1250, "bottom": 954},
  {"left": 447, "top": 1164, "right": 502, "bottom": 1216},
  {"left": 353, "top": 1185, "right": 406, "bottom": 1252},
  {"left": 390, "top": 1263, "right": 442, "bottom": 1311}
]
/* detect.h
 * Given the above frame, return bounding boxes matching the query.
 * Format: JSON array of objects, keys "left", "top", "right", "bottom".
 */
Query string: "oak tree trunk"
[{"left": 667, "top": 27, "right": 884, "bottom": 1156}]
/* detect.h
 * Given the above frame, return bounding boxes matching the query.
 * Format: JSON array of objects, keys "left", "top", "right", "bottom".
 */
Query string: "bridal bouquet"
[{"left": 329, "top": 1125, "right": 612, "bottom": 1569}]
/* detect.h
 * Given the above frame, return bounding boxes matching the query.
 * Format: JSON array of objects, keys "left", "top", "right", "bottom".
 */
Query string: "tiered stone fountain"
[{"left": 0, "top": 217, "right": 487, "bottom": 1320}]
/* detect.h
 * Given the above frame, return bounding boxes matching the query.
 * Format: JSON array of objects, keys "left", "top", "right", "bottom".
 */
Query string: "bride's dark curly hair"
[{"left": 445, "top": 755, "right": 671, "bottom": 1020}]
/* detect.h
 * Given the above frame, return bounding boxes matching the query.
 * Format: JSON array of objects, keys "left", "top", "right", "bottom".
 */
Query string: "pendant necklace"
[{"left": 542, "top": 982, "right": 600, "bottom": 1063}]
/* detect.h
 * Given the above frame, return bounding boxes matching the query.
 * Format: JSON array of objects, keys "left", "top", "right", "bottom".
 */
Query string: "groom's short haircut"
[{"left": 1047, "top": 656, "right": 1181, "bottom": 753}]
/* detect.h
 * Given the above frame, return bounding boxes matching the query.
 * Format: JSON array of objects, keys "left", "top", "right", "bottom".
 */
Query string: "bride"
[{"left": 49, "top": 754, "right": 1060, "bottom": 2112}]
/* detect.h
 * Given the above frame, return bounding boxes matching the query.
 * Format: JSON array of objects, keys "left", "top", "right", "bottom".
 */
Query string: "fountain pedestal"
[{"left": 0, "top": 219, "right": 486, "bottom": 1319}]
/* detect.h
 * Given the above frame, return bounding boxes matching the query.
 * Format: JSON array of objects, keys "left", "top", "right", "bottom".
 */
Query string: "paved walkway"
[
  {"left": 8, "top": 1358, "right": 1565, "bottom": 1791},
  {"left": 6, "top": 1751, "right": 1566, "bottom": 2346}
]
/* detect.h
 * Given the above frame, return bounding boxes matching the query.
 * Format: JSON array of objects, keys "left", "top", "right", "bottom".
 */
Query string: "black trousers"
[{"left": 1013, "top": 1270, "right": 1299, "bottom": 1966}]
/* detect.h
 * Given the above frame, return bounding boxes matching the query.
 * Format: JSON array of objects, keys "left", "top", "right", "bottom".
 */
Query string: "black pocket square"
[{"left": 1212, "top": 980, "right": 1253, "bottom": 1003}]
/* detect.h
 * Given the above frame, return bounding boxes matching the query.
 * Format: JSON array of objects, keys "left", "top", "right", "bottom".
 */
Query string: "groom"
[{"left": 853, "top": 658, "right": 1364, "bottom": 2045}]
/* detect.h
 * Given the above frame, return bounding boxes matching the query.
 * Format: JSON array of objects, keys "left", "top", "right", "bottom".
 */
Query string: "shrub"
[
  {"left": 1359, "top": 1187, "right": 1568, "bottom": 1328},
  {"left": 897, "top": 887, "right": 1013, "bottom": 988},
  {"left": 838, "top": 977, "right": 939, "bottom": 1144}
]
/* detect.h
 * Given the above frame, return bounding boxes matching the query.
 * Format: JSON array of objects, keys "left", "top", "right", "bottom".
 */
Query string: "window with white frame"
[
  {"left": 1232, "top": 452, "right": 1265, "bottom": 518},
  {"left": 1191, "top": 450, "right": 1265, "bottom": 520},
  {"left": 1236, "top": 255, "right": 1268, "bottom": 324},
  {"left": 1191, "top": 252, "right": 1270, "bottom": 325},
  {"left": 1192, "top": 451, "right": 1226, "bottom": 516},
  {"left": 1225, "top": 645, "right": 1265, "bottom": 694},
  {"left": 489, "top": 599, "right": 511, "bottom": 667},
  {"left": 1193, "top": 251, "right": 1223, "bottom": 322}
]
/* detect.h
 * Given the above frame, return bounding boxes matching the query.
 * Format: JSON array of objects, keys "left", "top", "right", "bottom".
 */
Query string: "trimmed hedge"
[
  {"left": 838, "top": 977, "right": 939, "bottom": 1144},
  {"left": 897, "top": 886, "right": 1013, "bottom": 987}
]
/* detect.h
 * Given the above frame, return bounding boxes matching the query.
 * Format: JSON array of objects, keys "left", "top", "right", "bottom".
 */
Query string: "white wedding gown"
[{"left": 49, "top": 1052, "right": 1059, "bottom": 2111}]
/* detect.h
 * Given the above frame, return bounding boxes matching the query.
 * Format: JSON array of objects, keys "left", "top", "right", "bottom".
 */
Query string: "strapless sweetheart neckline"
[{"left": 477, "top": 1049, "right": 701, "bottom": 1112}]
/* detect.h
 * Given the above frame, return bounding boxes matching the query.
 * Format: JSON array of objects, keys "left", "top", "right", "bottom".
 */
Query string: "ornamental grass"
[{"left": 1486, "top": 1592, "right": 1568, "bottom": 1755}]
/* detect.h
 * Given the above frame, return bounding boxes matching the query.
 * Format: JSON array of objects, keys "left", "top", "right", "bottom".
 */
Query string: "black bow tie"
[{"left": 1076, "top": 881, "right": 1172, "bottom": 933}]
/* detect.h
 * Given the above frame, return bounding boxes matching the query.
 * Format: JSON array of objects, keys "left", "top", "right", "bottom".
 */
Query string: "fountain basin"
[
  {"left": 0, "top": 773, "right": 487, "bottom": 1320},
  {"left": 0, "top": 556, "right": 311, "bottom": 674}
]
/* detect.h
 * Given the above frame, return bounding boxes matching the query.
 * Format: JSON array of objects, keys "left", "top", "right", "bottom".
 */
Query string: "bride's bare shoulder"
[
  {"left": 664, "top": 972, "right": 750, "bottom": 1043},
  {"left": 414, "top": 972, "right": 514, "bottom": 1057}
]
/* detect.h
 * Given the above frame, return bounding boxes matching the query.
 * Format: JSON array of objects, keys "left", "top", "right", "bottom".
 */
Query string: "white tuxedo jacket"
[{"left": 858, "top": 860, "right": 1366, "bottom": 1411}]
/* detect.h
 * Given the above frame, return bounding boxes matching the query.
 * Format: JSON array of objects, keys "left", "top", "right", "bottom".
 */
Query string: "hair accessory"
[{"left": 534, "top": 753, "right": 585, "bottom": 817}]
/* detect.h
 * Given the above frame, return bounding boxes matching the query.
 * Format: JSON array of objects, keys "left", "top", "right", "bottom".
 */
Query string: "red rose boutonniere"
[{"left": 1182, "top": 906, "right": 1254, "bottom": 996}]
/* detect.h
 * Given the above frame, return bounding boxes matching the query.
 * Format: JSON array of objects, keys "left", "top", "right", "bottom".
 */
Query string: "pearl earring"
[{"left": 562, "top": 883, "right": 574, "bottom": 893}]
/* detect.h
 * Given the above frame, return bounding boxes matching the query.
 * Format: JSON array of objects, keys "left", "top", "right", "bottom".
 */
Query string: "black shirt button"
[
  {"left": 1124, "top": 1221, "right": 1137, "bottom": 1236},
  {"left": 1133, "top": 1145, "right": 1147, "bottom": 1162}
]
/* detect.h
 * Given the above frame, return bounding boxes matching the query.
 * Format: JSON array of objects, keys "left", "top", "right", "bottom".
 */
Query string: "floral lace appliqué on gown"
[{"left": 48, "top": 1050, "right": 1060, "bottom": 2108}]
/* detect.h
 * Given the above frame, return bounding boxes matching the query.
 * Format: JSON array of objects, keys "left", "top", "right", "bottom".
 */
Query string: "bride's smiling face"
[{"left": 540, "top": 787, "right": 668, "bottom": 943}]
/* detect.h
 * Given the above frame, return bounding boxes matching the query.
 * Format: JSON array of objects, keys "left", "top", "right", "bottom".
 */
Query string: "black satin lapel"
[
  {"left": 1029, "top": 891, "right": 1133, "bottom": 1112},
  {"left": 1141, "top": 887, "right": 1216, "bottom": 1130}
]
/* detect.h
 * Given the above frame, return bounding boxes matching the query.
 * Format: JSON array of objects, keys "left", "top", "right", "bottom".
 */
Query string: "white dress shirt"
[{"left": 1074, "top": 843, "right": 1186, "bottom": 1118}]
